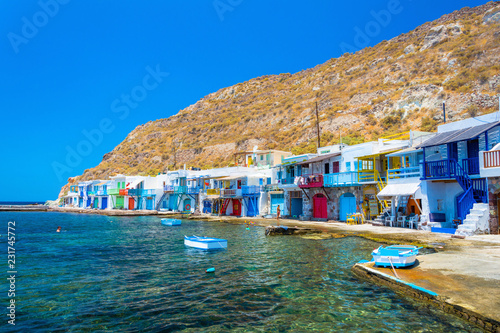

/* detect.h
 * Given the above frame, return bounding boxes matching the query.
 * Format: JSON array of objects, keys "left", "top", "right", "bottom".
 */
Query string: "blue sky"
[{"left": 0, "top": 0, "right": 488, "bottom": 201}]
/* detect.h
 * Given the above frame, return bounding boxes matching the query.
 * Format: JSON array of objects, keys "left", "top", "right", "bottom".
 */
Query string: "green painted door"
[{"left": 116, "top": 196, "right": 124, "bottom": 209}]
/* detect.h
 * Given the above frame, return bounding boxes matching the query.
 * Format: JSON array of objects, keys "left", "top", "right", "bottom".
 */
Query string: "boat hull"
[
  {"left": 372, "top": 245, "right": 419, "bottom": 268},
  {"left": 161, "top": 218, "right": 181, "bottom": 226},
  {"left": 184, "top": 236, "right": 227, "bottom": 250}
]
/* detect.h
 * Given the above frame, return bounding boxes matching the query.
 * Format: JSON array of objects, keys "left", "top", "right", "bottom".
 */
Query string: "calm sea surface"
[{"left": 0, "top": 212, "right": 481, "bottom": 332}]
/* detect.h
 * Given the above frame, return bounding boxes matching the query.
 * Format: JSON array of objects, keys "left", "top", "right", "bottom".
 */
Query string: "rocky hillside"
[{"left": 59, "top": 2, "right": 500, "bottom": 197}]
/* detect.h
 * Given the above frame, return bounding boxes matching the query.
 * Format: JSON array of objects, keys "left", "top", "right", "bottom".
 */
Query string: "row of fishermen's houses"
[{"left": 62, "top": 112, "right": 500, "bottom": 235}]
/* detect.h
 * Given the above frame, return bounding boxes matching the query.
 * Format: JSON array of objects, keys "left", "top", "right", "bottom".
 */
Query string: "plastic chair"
[
  {"left": 385, "top": 216, "right": 395, "bottom": 227},
  {"left": 408, "top": 215, "right": 419, "bottom": 229},
  {"left": 396, "top": 216, "right": 406, "bottom": 227}
]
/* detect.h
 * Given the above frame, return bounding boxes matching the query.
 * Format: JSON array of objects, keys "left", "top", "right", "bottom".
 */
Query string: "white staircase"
[{"left": 456, "top": 203, "right": 490, "bottom": 236}]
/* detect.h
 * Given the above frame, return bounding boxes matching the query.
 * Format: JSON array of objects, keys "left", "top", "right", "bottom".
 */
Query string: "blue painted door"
[
  {"left": 169, "top": 195, "right": 177, "bottom": 210},
  {"left": 203, "top": 200, "right": 212, "bottom": 214},
  {"left": 86, "top": 198, "right": 91, "bottom": 208},
  {"left": 246, "top": 197, "right": 259, "bottom": 217},
  {"left": 291, "top": 198, "right": 303, "bottom": 217},
  {"left": 101, "top": 197, "right": 108, "bottom": 210},
  {"left": 339, "top": 193, "right": 357, "bottom": 221},
  {"left": 270, "top": 194, "right": 284, "bottom": 214},
  {"left": 146, "top": 198, "right": 153, "bottom": 210},
  {"left": 79, "top": 198, "right": 83, "bottom": 208}
]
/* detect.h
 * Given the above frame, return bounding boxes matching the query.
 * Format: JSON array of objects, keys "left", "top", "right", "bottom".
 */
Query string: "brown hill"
[{"left": 59, "top": 2, "right": 500, "bottom": 198}]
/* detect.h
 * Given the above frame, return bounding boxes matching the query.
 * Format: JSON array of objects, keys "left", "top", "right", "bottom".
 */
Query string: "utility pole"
[
  {"left": 315, "top": 101, "right": 321, "bottom": 149},
  {"left": 172, "top": 140, "right": 177, "bottom": 169},
  {"left": 443, "top": 102, "right": 446, "bottom": 123}
]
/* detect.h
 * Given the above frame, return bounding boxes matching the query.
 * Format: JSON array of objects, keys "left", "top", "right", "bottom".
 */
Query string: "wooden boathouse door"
[
  {"left": 232, "top": 199, "right": 241, "bottom": 216},
  {"left": 313, "top": 194, "right": 327, "bottom": 219},
  {"left": 128, "top": 197, "right": 135, "bottom": 210}
]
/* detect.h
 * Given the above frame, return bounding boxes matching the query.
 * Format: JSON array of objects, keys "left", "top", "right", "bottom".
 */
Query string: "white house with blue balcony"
[
  {"left": 417, "top": 113, "right": 500, "bottom": 234},
  {"left": 272, "top": 153, "right": 317, "bottom": 218},
  {"left": 293, "top": 143, "right": 377, "bottom": 221},
  {"left": 375, "top": 132, "right": 435, "bottom": 225}
]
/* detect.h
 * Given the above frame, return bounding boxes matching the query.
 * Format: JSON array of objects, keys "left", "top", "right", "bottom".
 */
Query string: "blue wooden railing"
[
  {"left": 174, "top": 186, "right": 187, "bottom": 194},
  {"left": 387, "top": 166, "right": 421, "bottom": 179},
  {"left": 421, "top": 159, "right": 456, "bottom": 179},
  {"left": 164, "top": 185, "right": 174, "bottom": 192},
  {"left": 242, "top": 185, "right": 261, "bottom": 196},
  {"left": 323, "top": 172, "right": 358, "bottom": 187},
  {"left": 187, "top": 187, "right": 200, "bottom": 194},
  {"left": 462, "top": 157, "right": 480, "bottom": 175},
  {"left": 457, "top": 187, "right": 474, "bottom": 224},
  {"left": 472, "top": 178, "right": 488, "bottom": 202},
  {"left": 128, "top": 189, "right": 143, "bottom": 196}
]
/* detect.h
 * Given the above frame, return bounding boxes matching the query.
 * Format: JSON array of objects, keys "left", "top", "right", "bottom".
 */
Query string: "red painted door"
[
  {"left": 128, "top": 197, "right": 135, "bottom": 210},
  {"left": 313, "top": 194, "right": 327, "bottom": 219},
  {"left": 232, "top": 199, "right": 241, "bottom": 216}
]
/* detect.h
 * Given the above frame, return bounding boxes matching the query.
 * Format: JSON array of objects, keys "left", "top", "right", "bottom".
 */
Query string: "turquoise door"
[
  {"left": 339, "top": 193, "right": 357, "bottom": 221},
  {"left": 169, "top": 194, "right": 178, "bottom": 210},
  {"left": 270, "top": 194, "right": 284, "bottom": 214},
  {"left": 183, "top": 198, "right": 191, "bottom": 212},
  {"left": 291, "top": 198, "right": 303, "bottom": 217},
  {"left": 146, "top": 198, "right": 153, "bottom": 210}
]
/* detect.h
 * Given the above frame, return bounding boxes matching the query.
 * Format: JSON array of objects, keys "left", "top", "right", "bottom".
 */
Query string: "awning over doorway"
[{"left": 377, "top": 182, "right": 420, "bottom": 199}]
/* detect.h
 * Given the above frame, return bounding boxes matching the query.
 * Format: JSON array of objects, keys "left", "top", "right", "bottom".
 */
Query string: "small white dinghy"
[
  {"left": 372, "top": 245, "right": 421, "bottom": 268},
  {"left": 161, "top": 218, "right": 181, "bottom": 226},
  {"left": 184, "top": 235, "right": 227, "bottom": 250}
]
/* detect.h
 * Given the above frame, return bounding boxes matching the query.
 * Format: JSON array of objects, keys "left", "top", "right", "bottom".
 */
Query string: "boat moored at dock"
[
  {"left": 184, "top": 235, "right": 227, "bottom": 250},
  {"left": 161, "top": 218, "right": 182, "bottom": 226},
  {"left": 372, "top": 245, "right": 420, "bottom": 268}
]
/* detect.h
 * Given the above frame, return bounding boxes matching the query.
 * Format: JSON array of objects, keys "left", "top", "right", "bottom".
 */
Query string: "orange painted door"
[
  {"left": 233, "top": 199, "right": 241, "bottom": 216},
  {"left": 128, "top": 197, "right": 135, "bottom": 210}
]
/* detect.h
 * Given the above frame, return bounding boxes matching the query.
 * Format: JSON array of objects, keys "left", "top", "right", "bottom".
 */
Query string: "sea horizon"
[{"left": 0, "top": 201, "right": 46, "bottom": 205}]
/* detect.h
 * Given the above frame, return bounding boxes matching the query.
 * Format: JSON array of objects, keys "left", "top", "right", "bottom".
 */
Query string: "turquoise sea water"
[{"left": 0, "top": 212, "right": 482, "bottom": 332}]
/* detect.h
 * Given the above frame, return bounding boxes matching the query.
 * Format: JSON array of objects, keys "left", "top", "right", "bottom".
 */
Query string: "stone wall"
[
  {"left": 302, "top": 186, "right": 362, "bottom": 220},
  {"left": 487, "top": 177, "right": 500, "bottom": 234}
]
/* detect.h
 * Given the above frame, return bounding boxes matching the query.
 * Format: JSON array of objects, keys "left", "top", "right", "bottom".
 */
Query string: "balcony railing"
[
  {"left": 221, "top": 189, "right": 242, "bottom": 197},
  {"left": 462, "top": 157, "right": 479, "bottom": 175},
  {"left": 483, "top": 150, "right": 500, "bottom": 168},
  {"left": 205, "top": 188, "right": 220, "bottom": 196},
  {"left": 128, "top": 189, "right": 143, "bottom": 196},
  {"left": 387, "top": 166, "right": 421, "bottom": 180},
  {"left": 87, "top": 191, "right": 95, "bottom": 196},
  {"left": 278, "top": 176, "right": 297, "bottom": 185},
  {"left": 358, "top": 169, "right": 378, "bottom": 183},
  {"left": 187, "top": 187, "right": 200, "bottom": 194},
  {"left": 174, "top": 186, "right": 187, "bottom": 194},
  {"left": 107, "top": 188, "right": 119, "bottom": 195},
  {"left": 242, "top": 185, "right": 262, "bottom": 196},
  {"left": 421, "top": 160, "right": 456, "bottom": 180},
  {"left": 164, "top": 185, "right": 174, "bottom": 192},
  {"left": 324, "top": 172, "right": 359, "bottom": 187},
  {"left": 119, "top": 189, "right": 128, "bottom": 196},
  {"left": 142, "top": 189, "right": 155, "bottom": 196},
  {"left": 96, "top": 190, "right": 108, "bottom": 196},
  {"left": 298, "top": 174, "right": 323, "bottom": 188},
  {"left": 264, "top": 184, "right": 280, "bottom": 192}
]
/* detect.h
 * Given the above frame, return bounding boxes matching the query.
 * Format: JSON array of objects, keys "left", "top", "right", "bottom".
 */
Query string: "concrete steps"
[{"left": 456, "top": 203, "right": 489, "bottom": 236}]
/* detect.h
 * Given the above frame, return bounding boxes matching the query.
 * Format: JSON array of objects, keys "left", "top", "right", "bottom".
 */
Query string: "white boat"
[
  {"left": 161, "top": 218, "right": 181, "bottom": 226},
  {"left": 372, "top": 245, "right": 420, "bottom": 268},
  {"left": 184, "top": 235, "right": 227, "bottom": 250}
]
